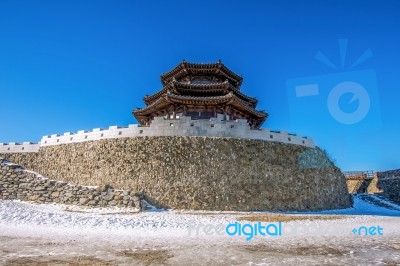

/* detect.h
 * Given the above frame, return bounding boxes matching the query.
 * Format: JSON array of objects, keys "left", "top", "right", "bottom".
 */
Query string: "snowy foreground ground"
[{"left": 0, "top": 196, "right": 399, "bottom": 265}]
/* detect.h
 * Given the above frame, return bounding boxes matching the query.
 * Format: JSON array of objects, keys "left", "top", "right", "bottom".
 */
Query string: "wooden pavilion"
[{"left": 133, "top": 61, "right": 268, "bottom": 129}]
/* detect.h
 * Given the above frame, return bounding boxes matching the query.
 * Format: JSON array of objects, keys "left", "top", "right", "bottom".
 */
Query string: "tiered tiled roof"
[{"left": 133, "top": 61, "right": 267, "bottom": 128}]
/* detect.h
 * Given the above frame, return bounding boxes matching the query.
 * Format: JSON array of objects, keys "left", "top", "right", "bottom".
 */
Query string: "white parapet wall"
[
  {"left": 0, "top": 114, "right": 314, "bottom": 154},
  {"left": 0, "top": 142, "right": 40, "bottom": 153}
]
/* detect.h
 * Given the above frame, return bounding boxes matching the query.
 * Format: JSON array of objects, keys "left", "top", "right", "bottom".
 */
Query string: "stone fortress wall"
[
  {"left": 0, "top": 114, "right": 314, "bottom": 154},
  {"left": 0, "top": 114, "right": 353, "bottom": 212},
  {"left": 0, "top": 159, "right": 141, "bottom": 209},
  {"left": 377, "top": 169, "right": 400, "bottom": 204},
  {"left": 1, "top": 140, "right": 352, "bottom": 212}
]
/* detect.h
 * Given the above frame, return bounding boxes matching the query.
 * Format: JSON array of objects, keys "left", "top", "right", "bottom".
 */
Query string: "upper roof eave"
[{"left": 160, "top": 61, "right": 243, "bottom": 86}]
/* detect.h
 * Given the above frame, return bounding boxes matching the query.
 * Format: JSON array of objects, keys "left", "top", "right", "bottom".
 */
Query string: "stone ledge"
[{"left": 0, "top": 162, "right": 142, "bottom": 210}]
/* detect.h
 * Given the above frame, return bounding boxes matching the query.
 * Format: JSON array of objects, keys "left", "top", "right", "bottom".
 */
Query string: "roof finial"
[{"left": 218, "top": 59, "right": 222, "bottom": 63}]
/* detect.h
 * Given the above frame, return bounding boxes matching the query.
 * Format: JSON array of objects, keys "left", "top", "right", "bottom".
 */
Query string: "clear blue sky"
[{"left": 0, "top": 0, "right": 399, "bottom": 171}]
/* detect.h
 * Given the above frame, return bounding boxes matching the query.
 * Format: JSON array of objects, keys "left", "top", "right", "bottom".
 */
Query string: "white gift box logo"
[{"left": 286, "top": 39, "right": 381, "bottom": 135}]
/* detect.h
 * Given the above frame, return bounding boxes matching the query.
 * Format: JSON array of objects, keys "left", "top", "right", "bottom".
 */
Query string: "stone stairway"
[{"left": 358, "top": 194, "right": 400, "bottom": 211}]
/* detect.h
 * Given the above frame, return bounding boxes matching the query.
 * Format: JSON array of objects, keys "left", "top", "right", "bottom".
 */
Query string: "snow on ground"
[
  {"left": 0, "top": 196, "right": 399, "bottom": 265},
  {"left": 290, "top": 194, "right": 400, "bottom": 216}
]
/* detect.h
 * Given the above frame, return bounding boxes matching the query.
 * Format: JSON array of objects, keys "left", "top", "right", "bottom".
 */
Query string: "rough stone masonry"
[
  {"left": 377, "top": 169, "right": 400, "bottom": 204},
  {"left": 1, "top": 136, "right": 352, "bottom": 211},
  {"left": 0, "top": 158, "right": 141, "bottom": 210}
]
